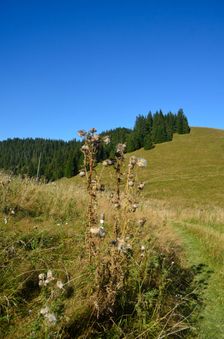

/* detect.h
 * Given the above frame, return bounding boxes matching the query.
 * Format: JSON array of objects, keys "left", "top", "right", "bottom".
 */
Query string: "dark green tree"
[
  {"left": 152, "top": 111, "right": 168, "bottom": 143},
  {"left": 133, "top": 115, "right": 148, "bottom": 148},
  {"left": 144, "top": 133, "right": 154, "bottom": 150},
  {"left": 176, "top": 109, "right": 190, "bottom": 134}
]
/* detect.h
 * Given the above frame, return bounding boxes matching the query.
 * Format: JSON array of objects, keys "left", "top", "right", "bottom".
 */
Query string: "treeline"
[
  {"left": 0, "top": 109, "right": 190, "bottom": 181},
  {"left": 0, "top": 139, "right": 82, "bottom": 181}
]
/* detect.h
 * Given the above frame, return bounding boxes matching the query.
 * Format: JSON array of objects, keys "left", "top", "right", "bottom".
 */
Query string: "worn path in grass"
[{"left": 172, "top": 221, "right": 224, "bottom": 338}]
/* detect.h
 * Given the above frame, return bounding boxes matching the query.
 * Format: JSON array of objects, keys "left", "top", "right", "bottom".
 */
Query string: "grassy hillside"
[
  {"left": 0, "top": 127, "right": 223, "bottom": 338},
  {"left": 133, "top": 127, "right": 224, "bottom": 338},
  {"left": 135, "top": 127, "right": 224, "bottom": 206}
]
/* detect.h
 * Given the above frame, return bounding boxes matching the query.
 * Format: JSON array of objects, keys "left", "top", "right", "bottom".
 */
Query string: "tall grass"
[{"left": 0, "top": 129, "right": 204, "bottom": 338}]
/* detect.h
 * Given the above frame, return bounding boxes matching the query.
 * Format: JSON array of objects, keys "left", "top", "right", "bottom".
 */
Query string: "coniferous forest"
[{"left": 0, "top": 109, "right": 190, "bottom": 181}]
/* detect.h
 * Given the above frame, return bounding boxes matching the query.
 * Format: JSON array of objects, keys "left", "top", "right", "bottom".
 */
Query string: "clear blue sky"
[{"left": 0, "top": 0, "right": 224, "bottom": 140}]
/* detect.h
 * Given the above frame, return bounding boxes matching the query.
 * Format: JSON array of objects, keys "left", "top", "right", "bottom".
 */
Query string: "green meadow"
[{"left": 1, "top": 127, "right": 224, "bottom": 338}]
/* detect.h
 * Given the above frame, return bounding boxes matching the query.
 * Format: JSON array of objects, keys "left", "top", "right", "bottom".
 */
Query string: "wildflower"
[
  {"left": 114, "top": 202, "right": 120, "bottom": 209},
  {"left": 38, "top": 273, "right": 46, "bottom": 286},
  {"left": 79, "top": 170, "right": 85, "bottom": 177},
  {"left": 40, "top": 306, "right": 50, "bottom": 315},
  {"left": 117, "top": 238, "right": 132, "bottom": 254},
  {"left": 116, "top": 143, "right": 126, "bottom": 154},
  {"left": 38, "top": 273, "right": 46, "bottom": 281},
  {"left": 102, "top": 159, "right": 113, "bottom": 166},
  {"left": 90, "top": 226, "right": 106, "bottom": 238},
  {"left": 46, "top": 313, "right": 57, "bottom": 324},
  {"left": 99, "top": 227, "right": 106, "bottom": 238},
  {"left": 138, "top": 182, "right": 145, "bottom": 190},
  {"left": 77, "top": 130, "right": 86, "bottom": 137},
  {"left": 138, "top": 218, "right": 146, "bottom": 227},
  {"left": 103, "top": 135, "right": 110, "bottom": 145},
  {"left": 140, "top": 245, "right": 145, "bottom": 257},
  {"left": 91, "top": 134, "right": 100, "bottom": 142},
  {"left": 81, "top": 145, "right": 89, "bottom": 153},
  {"left": 130, "top": 203, "right": 138, "bottom": 212},
  {"left": 39, "top": 270, "right": 54, "bottom": 286},
  {"left": 40, "top": 306, "right": 57, "bottom": 325},
  {"left": 45, "top": 270, "right": 54, "bottom": 284},
  {"left": 128, "top": 180, "right": 134, "bottom": 187},
  {"left": 56, "top": 280, "right": 64, "bottom": 289},
  {"left": 129, "top": 156, "right": 137, "bottom": 165},
  {"left": 100, "top": 213, "right": 105, "bottom": 224},
  {"left": 136, "top": 158, "right": 147, "bottom": 168}
]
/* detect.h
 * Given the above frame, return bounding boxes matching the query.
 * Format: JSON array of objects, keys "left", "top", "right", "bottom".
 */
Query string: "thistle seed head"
[
  {"left": 81, "top": 145, "right": 89, "bottom": 153},
  {"left": 138, "top": 182, "right": 145, "bottom": 190},
  {"left": 91, "top": 134, "right": 100, "bottom": 142},
  {"left": 102, "top": 159, "right": 113, "bottom": 166},
  {"left": 45, "top": 313, "right": 57, "bottom": 324},
  {"left": 40, "top": 306, "right": 50, "bottom": 315},
  {"left": 103, "top": 135, "right": 110, "bottom": 145},
  {"left": 77, "top": 130, "right": 87, "bottom": 137},
  {"left": 90, "top": 226, "right": 106, "bottom": 238},
  {"left": 114, "top": 202, "right": 121, "bottom": 209},
  {"left": 116, "top": 143, "right": 126, "bottom": 154},
  {"left": 117, "top": 238, "right": 132, "bottom": 254},
  {"left": 138, "top": 218, "right": 146, "bottom": 226},
  {"left": 56, "top": 280, "right": 64, "bottom": 289},
  {"left": 79, "top": 170, "right": 85, "bottom": 177},
  {"left": 38, "top": 273, "right": 46, "bottom": 281},
  {"left": 129, "top": 156, "right": 137, "bottom": 165},
  {"left": 131, "top": 203, "right": 138, "bottom": 212},
  {"left": 136, "top": 158, "right": 147, "bottom": 168}
]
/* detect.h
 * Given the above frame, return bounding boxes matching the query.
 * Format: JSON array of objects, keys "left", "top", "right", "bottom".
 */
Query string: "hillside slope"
[
  {"left": 134, "top": 127, "right": 224, "bottom": 207},
  {"left": 1, "top": 127, "right": 223, "bottom": 338},
  {"left": 131, "top": 127, "right": 224, "bottom": 338}
]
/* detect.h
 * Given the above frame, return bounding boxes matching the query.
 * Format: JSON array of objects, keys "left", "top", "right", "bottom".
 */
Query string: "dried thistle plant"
[
  {"left": 78, "top": 129, "right": 110, "bottom": 259},
  {"left": 78, "top": 128, "right": 148, "bottom": 317}
]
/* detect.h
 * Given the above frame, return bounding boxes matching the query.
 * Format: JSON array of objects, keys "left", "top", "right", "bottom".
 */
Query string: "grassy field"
[
  {"left": 133, "top": 127, "right": 224, "bottom": 338},
  {"left": 0, "top": 127, "right": 224, "bottom": 338}
]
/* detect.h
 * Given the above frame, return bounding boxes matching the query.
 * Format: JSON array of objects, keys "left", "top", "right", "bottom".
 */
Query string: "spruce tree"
[
  {"left": 126, "top": 132, "right": 140, "bottom": 152},
  {"left": 144, "top": 133, "right": 154, "bottom": 150},
  {"left": 152, "top": 111, "right": 168, "bottom": 143},
  {"left": 176, "top": 109, "right": 190, "bottom": 134},
  {"left": 133, "top": 115, "right": 148, "bottom": 147}
]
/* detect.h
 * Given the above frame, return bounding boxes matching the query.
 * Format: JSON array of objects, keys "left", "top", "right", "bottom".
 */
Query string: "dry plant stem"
[
  {"left": 122, "top": 161, "right": 136, "bottom": 238},
  {"left": 83, "top": 136, "right": 98, "bottom": 260},
  {"left": 114, "top": 156, "right": 122, "bottom": 238}
]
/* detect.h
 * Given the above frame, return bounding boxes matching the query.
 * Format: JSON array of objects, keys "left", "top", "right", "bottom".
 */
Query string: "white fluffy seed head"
[
  {"left": 47, "top": 270, "right": 54, "bottom": 281},
  {"left": 38, "top": 273, "right": 45, "bottom": 281},
  {"left": 40, "top": 306, "right": 50, "bottom": 315},
  {"left": 45, "top": 313, "right": 57, "bottom": 324},
  {"left": 79, "top": 171, "right": 85, "bottom": 177},
  {"left": 56, "top": 280, "right": 64, "bottom": 289}
]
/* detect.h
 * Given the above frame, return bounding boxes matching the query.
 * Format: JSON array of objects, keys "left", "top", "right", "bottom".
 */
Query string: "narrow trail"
[{"left": 171, "top": 221, "right": 224, "bottom": 339}]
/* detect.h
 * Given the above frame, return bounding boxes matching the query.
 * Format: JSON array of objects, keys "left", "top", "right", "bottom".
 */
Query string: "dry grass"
[
  {"left": 0, "top": 163, "right": 199, "bottom": 338},
  {"left": 1, "top": 127, "right": 223, "bottom": 338}
]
